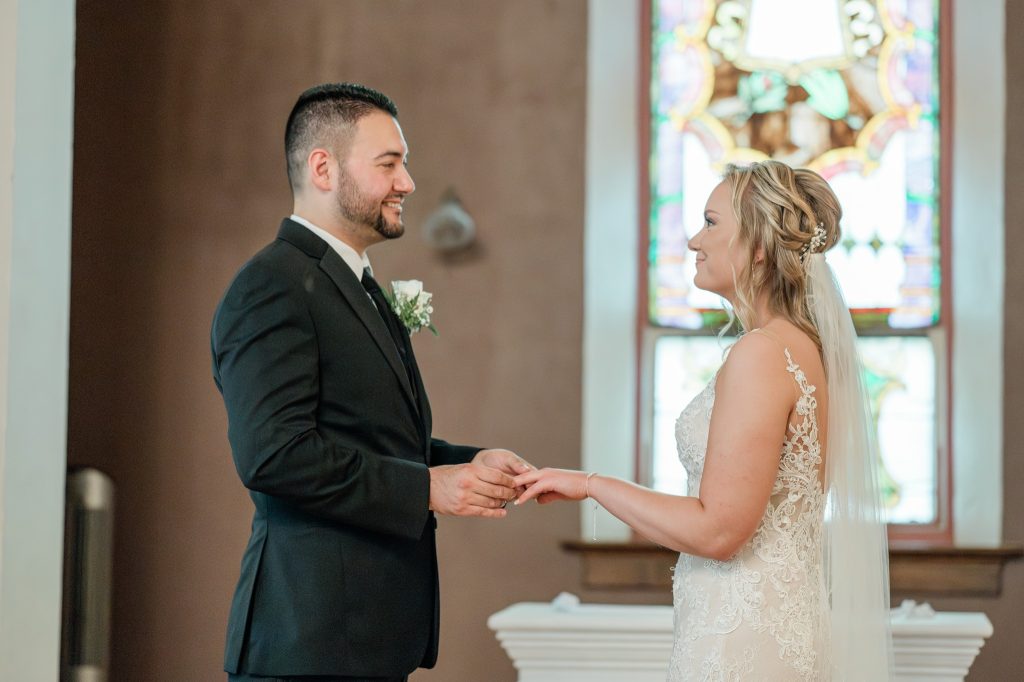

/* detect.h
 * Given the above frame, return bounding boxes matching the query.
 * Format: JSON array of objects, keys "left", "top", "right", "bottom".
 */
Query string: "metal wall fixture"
[
  {"left": 61, "top": 468, "right": 115, "bottom": 682},
  {"left": 421, "top": 188, "right": 476, "bottom": 252}
]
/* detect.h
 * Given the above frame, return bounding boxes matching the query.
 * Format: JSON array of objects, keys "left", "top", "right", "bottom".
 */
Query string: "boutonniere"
[{"left": 386, "top": 280, "right": 438, "bottom": 336}]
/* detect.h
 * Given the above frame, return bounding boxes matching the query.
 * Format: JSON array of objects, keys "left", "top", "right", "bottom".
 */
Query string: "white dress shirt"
[{"left": 290, "top": 213, "right": 373, "bottom": 280}]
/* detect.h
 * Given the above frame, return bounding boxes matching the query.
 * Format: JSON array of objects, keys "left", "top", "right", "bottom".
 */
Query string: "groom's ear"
[{"left": 307, "top": 148, "right": 334, "bottom": 193}]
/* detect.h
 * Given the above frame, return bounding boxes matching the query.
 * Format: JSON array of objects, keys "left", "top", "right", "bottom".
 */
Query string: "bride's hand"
[{"left": 513, "top": 468, "right": 590, "bottom": 505}]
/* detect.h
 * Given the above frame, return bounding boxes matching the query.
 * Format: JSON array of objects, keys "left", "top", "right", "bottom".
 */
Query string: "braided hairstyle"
[{"left": 721, "top": 160, "right": 842, "bottom": 351}]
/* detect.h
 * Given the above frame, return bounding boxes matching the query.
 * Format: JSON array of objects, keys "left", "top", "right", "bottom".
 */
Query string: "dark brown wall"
[
  {"left": 68, "top": 1, "right": 1022, "bottom": 680},
  {"left": 70, "top": 1, "right": 587, "bottom": 680}
]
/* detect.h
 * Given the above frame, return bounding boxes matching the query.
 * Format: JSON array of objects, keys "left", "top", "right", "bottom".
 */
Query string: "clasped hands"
[
  {"left": 428, "top": 449, "right": 533, "bottom": 518},
  {"left": 429, "top": 449, "right": 592, "bottom": 518}
]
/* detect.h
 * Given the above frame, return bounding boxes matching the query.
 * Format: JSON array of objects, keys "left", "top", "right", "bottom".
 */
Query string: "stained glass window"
[{"left": 647, "top": 0, "right": 943, "bottom": 526}]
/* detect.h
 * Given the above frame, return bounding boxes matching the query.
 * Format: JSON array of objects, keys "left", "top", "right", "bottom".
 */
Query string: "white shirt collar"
[{"left": 290, "top": 213, "right": 372, "bottom": 281}]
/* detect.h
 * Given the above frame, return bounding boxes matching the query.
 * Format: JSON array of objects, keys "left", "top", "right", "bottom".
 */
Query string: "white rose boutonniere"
[{"left": 386, "top": 279, "right": 438, "bottom": 336}]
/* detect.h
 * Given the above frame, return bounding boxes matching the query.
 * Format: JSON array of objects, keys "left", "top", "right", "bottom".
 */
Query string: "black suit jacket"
[{"left": 212, "top": 219, "right": 479, "bottom": 677}]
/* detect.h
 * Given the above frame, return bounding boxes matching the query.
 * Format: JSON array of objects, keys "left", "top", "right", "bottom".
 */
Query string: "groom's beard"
[{"left": 336, "top": 177, "right": 405, "bottom": 241}]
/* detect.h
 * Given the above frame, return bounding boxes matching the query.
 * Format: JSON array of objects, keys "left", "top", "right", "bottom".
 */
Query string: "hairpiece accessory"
[{"left": 800, "top": 222, "right": 828, "bottom": 262}]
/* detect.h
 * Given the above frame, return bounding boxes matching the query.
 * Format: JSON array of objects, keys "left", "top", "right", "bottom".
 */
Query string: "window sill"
[{"left": 562, "top": 540, "right": 1023, "bottom": 597}]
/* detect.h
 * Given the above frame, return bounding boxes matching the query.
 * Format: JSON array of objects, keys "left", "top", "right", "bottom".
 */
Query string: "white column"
[
  {"left": 581, "top": 0, "right": 640, "bottom": 541},
  {"left": 0, "top": 0, "right": 19, "bottom": 550},
  {"left": 951, "top": 0, "right": 1005, "bottom": 547},
  {"left": 0, "top": 0, "right": 76, "bottom": 679}
]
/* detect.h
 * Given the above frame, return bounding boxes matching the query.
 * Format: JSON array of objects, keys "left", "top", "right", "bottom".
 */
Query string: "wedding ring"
[{"left": 500, "top": 500, "right": 508, "bottom": 509}]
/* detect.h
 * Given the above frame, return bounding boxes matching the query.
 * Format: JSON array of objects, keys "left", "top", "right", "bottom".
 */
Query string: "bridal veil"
[{"left": 806, "top": 253, "right": 895, "bottom": 680}]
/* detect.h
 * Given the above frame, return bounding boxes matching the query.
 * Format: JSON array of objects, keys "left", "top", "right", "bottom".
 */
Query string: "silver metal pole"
[{"left": 61, "top": 468, "right": 114, "bottom": 682}]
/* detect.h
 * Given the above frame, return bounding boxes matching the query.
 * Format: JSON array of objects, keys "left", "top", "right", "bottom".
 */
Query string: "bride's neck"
[{"left": 736, "top": 295, "right": 776, "bottom": 330}]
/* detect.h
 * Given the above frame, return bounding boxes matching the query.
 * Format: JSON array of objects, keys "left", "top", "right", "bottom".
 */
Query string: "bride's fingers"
[
  {"left": 512, "top": 470, "right": 543, "bottom": 487},
  {"left": 514, "top": 480, "right": 548, "bottom": 505},
  {"left": 513, "top": 487, "right": 537, "bottom": 505}
]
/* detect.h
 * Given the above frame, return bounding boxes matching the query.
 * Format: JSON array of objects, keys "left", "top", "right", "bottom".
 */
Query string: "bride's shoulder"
[
  {"left": 715, "top": 332, "right": 800, "bottom": 417},
  {"left": 729, "top": 329, "right": 784, "bottom": 356},
  {"left": 740, "top": 321, "right": 826, "bottom": 387},
  {"left": 718, "top": 331, "right": 791, "bottom": 386}
]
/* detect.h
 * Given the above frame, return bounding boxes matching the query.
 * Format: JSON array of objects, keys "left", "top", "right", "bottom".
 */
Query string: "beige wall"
[{"left": 68, "top": 1, "right": 1023, "bottom": 680}]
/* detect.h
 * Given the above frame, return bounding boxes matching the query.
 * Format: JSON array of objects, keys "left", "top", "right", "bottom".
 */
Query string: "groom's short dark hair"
[{"left": 285, "top": 82, "right": 399, "bottom": 192}]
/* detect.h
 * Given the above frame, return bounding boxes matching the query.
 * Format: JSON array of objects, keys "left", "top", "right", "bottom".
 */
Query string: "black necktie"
[{"left": 361, "top": 268, "right": 419, "bottom": 401}]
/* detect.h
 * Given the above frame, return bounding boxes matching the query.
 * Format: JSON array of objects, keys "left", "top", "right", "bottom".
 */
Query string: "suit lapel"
[
  {"left": 276, "top": 218, "right": 425, "bottom": 432},
  {"left": 317, "top": 253, "right": 420, "bottom": 415}
]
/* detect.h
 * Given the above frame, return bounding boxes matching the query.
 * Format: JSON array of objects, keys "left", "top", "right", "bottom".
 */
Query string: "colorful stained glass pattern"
[
  {"left": 649, "top": 0, "right": 941, "bottom": 331},
  {"left": 858, "top": 336, "right": 937, "bottom": 524},
  {"left": 651, "top": 335, "right": 938, "bottom": 524}
]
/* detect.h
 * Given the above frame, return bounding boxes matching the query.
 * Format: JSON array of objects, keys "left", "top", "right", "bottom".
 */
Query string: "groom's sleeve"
[
  {"left": 428, "top": 439, "right": 481, "bottom": 466},
  {"left": 212, "top": 262, "right": 429, "bottom": 541}
]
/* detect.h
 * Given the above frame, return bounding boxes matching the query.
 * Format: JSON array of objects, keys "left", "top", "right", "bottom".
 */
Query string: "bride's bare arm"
[{"left": 515, "top": 333, "right": 795, "bottom": 560}]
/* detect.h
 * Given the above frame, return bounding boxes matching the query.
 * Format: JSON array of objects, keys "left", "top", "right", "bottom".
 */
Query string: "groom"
[{"left": 212, "top": 83, "right": 531, "bottom": 681}]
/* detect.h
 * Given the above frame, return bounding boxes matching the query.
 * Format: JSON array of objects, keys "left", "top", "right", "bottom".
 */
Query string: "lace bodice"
[{"left": 668, "top": 348, "right": 828, "bottom": 681}]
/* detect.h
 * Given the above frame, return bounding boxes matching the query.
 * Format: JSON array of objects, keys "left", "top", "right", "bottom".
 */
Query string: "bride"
[{"left": 514, "top": 161, "right": 894, "bottom": 680}]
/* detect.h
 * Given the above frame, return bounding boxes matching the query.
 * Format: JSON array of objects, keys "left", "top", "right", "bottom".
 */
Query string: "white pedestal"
[
  {"left": 890, "top": 601, "right": 994, "bottom": 681},
  {"left": 488, "top": 596, "right": 992, "bottom": 681}
]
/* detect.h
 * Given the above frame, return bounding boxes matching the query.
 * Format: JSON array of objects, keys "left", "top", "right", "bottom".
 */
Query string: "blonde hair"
[{"left": 721, "top": 160, "right": 842, "bottom": 351}]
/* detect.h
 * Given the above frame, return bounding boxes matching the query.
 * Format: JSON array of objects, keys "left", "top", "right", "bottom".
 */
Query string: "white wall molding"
[
  {"left": 0, "top": 0, "right": 20, "bottom": 584},
  {"left": 0, "top": 0, "right": 76, "bottom": 679},
  {"left": 950, "top": 0, "right": 1005, "bottom": 547},
  {"left": 581, "top": 0, "right": 640, "bottom": 541}
]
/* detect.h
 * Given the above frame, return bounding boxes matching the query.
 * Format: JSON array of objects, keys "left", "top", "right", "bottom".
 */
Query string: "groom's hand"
[
  {"left": 473, "top": 449, "right": 535, "bottom": 499},
  {"left": 472, "top": 449, "right": 535, "bottom": 476},
  {"left": 428, "top": 462, "right": 519, "bottom": 518}
]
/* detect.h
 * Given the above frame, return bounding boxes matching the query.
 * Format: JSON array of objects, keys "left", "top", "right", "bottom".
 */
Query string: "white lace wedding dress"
[{"left": 669, "top": 348, "right": 829, "bottom": 681}]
